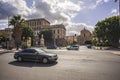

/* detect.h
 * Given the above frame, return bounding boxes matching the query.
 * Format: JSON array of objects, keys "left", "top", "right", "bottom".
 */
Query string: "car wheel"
[
  {"left": 17, "top": 57, "right": 22, "bottom": 61},
  {"left": 42, "top": 58, "right": 48, "bottom": 64}
]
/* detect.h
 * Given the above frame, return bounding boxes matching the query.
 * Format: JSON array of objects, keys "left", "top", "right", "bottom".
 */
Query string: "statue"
[{"left": 40, "top": 34, "right": 44, "bottom": 47}]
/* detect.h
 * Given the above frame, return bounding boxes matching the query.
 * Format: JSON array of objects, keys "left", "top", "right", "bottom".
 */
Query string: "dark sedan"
[
  {"left": 14, "top": 48, "right": 58, "bottom": 64},
  {"left": 47, "top": 45, "right": 57, "bottom": 49}
]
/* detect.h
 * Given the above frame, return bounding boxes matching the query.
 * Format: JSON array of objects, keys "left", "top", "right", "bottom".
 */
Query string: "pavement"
[
  {"left": 0, "top": 48, "right": 20, "bottom": 54},
  {"left": 110, "top": 51, "right": 120, "bottom": 55},
  {"left": 0, "top": 46, "right": 120, "bottom": 80},
  {"left": 89, "top": 46, "right": 120, "bottom": 55},
  {"left": 0, "top": 49, "right": 10, "bottom": 54},
  {"left": 0, "top": 46, "right": 120, "bottom": 55}
]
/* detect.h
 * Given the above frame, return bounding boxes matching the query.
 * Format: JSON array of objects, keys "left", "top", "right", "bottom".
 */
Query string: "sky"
[{"left": 0, "top": 0, "right": 119, "bottom": 36}]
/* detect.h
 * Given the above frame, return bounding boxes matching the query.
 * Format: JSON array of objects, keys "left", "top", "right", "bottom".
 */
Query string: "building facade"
[
  {"left": 77, "top": 28, "right": 93, "bottom": 45},
  {"left": 66, "top": 35, "right": 78, "bottom": 45},
  {"left": 0, "top": 28, "right": 12, "bottom": 39},
  {"left": 26, "top": 18, "right": 50, "bottom": 46},
  {"left": 26, "top": 18, "right": 66, "bottom": 46},
  {"left": 50, "top": 24, "right": 66, "bottom": 46},
  {"left": 0, "top": 28, "right": 14, "bottom": 48},
  {"left": 26, "top": 18, "right": 50, "bottom": 36}
]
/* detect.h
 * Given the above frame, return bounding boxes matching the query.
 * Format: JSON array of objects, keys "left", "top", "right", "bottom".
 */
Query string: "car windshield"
[{"left": 35, "top": 48, "right": 46, "bottom": 53}]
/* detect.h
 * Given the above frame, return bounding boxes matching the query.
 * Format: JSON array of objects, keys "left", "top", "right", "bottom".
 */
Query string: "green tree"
[
  {"left": 21, "top": 23, "right": 34, "bottom": 48},
  {"left": 0, "top": 32, "right": 5, "bottom": 44},
  {"left": 94, "top": 16, "right": 120, "bottom": 48},
  {"left": 9, "top": 15, "right": 25, "bottom": 50},
  {"left": 39, "top": 29, "right": 52, "bottom": 46},
  {"left": 22, "top": 23, "right": 34, "bottom": 40}
]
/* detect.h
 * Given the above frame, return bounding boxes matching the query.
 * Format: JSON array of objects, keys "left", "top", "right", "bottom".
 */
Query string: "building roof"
[
  {"left": 26, "top": 18, "right": 50, "bottom": 24},
  {"left": 81, "top": 27, "right": 92, "bottom": 34},
  {"left": 50, "top": 24, "right": 66, "bottom": 30}
]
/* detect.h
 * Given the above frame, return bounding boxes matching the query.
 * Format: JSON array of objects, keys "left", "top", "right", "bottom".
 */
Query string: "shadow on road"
[{"left": 8, "top": 61, "right": 58, "bottom": 67}]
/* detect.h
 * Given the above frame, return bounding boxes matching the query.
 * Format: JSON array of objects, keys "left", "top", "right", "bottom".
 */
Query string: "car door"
[
  {"left": 21, "top": 49, "right": 38, "bottom": 61},
  {"left": 26, "top": 49, "right": 38, "bottom": 60}
]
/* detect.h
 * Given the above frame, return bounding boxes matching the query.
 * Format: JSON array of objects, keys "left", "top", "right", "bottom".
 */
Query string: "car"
[
  {"left": 86, "top": 44, "right": 92, "bottom": 48},
  {"left": 14, "top": 48, "right": 58, "bottom": 64},
  {"left": 66, "top": 45, "right": 79, "bottom": 50},
  {"left": 47, "top": 45, "right": 57, "bottom": 49},
  {"left": 0, "top": 45, "right": 2, "bottom": 48}
]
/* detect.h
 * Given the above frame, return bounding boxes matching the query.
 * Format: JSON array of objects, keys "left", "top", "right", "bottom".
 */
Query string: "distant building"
[
  {"left": 50, "top": 24, "right": 66, "bottom": 46},
  {"left": 26, "top": 18, "right": 50, "bottom": 36},
  {"left": 26, "top": 18, "right": 50, "bottom": 46},
  {"left": 50, "top": 24, "right": 66, "bottom": 39},
  {"left": 0, "top": 28, "right": 12, "bottom": 38},
  {"left": 0, "top": 28, "right": 14, "bottom": 48},
  {"left": 77, "top": 28, "right": 93, "bottom": 44},
  {"left": 0, "top": 18, "right": 67, "bottom": 47},
  {"left": 26, "top": 18, "right": 66, "bottom": 46},
  {"left": 66, "top": 35, "right": 78, "bottom": 45}
]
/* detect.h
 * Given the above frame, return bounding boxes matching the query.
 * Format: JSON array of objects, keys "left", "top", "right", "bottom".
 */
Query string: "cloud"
[
  {"left": 84, "top": 0, "right": 110, "bottom": 10},
  {"left": 89, "top": 0, "right": 105, "bottom": 9},
  {"left": 66, "top": 22, "right": 94, "bottom": 36},
  {"left": 103, "top": 0, "right": 110, "bottom": 3},
  {"left": 0, "top": 20, "right": 8, "bottom": 29},
  {"left": 109, "top": 8, "right": 118, "bottom": 16},
  {"left": 0, "top": 0, "right": 82, "bottom": 22},
  {"left": 111, "top": 9, "right": 117, "bottom": 14},
  {"left": 0, "top": 0, "right": 94, "bottom": 36},
  {"left": 0, "top": 0, "right": 32, "bottom": 18}
]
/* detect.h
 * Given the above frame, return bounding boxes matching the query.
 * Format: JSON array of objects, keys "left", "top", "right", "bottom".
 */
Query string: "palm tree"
[{"left": 9, "top": 15, "right": 25, "bottom": 50}]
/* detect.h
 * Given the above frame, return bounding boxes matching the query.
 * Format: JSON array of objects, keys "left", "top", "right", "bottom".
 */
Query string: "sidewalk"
[
  {"left": 0, "top": 48, "right": 20, "bottom": 54},
  {"left": 91, "top": 46, "right": 120, "bottom": 55},
  {"left": 111, "top": 51, "right": 120, "bottom": 55},
  {"left": 0, "top": 49, "right": 11, "bottom": 54}
]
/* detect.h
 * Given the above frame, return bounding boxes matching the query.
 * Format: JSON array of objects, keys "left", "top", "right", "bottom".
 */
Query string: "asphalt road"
[{"left": 0, "top": 46, "right": 120, "bottom": 80}]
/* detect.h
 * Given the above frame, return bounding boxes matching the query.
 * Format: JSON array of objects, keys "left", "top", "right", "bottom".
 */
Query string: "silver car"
[{"left": 67, "top": 45, "right": 79, "bottom": 50}]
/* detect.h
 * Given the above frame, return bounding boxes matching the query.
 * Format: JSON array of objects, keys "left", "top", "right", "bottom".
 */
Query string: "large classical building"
[
  {"left": 26, "top": 18, "right": 50, "bottom": 36},
  {"left": 0, "top": 28, "right": 12, "bottom": 39},
  {"left": 66, "top": 28, "right": 93, "bottom": 45},
  {"left": 77, "top": 28, "right": 93, "bottom": 44},
  {"left": 50, "top": 24, "right": 66, "bottom": 46},
  {"left": 26, "top": 18, "right": 66, "bottom": 46}
]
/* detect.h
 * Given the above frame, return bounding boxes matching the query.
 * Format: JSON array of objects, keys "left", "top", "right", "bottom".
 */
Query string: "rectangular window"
[
  {"left": 58, "top": 35, "right": 59, "bottom": 38},
  {"left": 58, "top": 30, "right": 59, "bottom": 34}
]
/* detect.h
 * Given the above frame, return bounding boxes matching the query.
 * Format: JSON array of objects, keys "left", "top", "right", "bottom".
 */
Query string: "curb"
[{"left": 112, "top": 52, "right": 120, "bottom": 56}]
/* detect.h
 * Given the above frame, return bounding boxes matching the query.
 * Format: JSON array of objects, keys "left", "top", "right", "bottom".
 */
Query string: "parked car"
[
  {"left": 14, "top": 48, "right": 58, "bottom": 64},
  {"left": 47, "top": 45, "right": 57, "bottom": 49},
  {"left": 86, "top": 44, "right": 92, "bottom": 48},
  {"left": 0, "top": 45, "right": 2, "bottom": 48},
  {"left": 67, "top": 45, "right": 79, "bottom": 50}
]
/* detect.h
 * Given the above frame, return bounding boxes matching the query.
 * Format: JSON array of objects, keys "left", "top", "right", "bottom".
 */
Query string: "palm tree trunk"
[{"left": 14, "top": 23, "right": 22, "bottom": 50}]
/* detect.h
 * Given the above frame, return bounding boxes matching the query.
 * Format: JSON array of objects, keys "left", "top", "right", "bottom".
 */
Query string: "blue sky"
[
  {"left": 0, "top": 0, "right": 119, "bottom": 36},
  {"left": 72, "top": 0, "right": 118, "bottom": 26}
]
